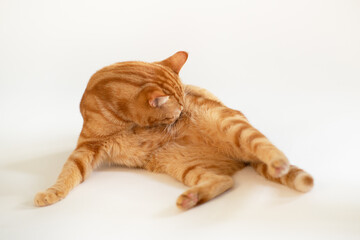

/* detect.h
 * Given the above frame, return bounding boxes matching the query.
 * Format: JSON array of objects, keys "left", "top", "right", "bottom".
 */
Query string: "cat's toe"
[
  {"left": 176, "top": 192, "right": 199, "bottom": 210},
  {"left": 268, "top": 158, "right": 290, "bottom": 178},
  {"left": 34, "top": 189, "right": 64, "bottom": 207}
]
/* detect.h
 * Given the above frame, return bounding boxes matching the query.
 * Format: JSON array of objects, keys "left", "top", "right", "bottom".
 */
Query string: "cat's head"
[
  {"left": 85, "top": 51, "right": 188, "bottom": 127},
  {"left": 130, "top": 51, "right": 188, "bottom": 126}
]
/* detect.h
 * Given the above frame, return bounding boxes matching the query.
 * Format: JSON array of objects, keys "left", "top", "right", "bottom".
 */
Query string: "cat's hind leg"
[
  {"left": 176, "top": 170, "right": 234, "bottom": 210},
  {"left": 146, "top": 144, "right": 246, "bottom": 210},
  {"left": 147, "top": 154, "right": 243, "bottom": 210},
  {"left": 251, "top": 162, "right": 314, "bottom": 192},
  {"left": 216, "top": 108, "right": 291, "bottom": 178}
]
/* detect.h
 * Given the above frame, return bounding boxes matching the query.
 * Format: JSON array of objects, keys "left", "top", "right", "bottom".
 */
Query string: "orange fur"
[{"left": 34, "top": 51, "right": 314, "bottom": 209}]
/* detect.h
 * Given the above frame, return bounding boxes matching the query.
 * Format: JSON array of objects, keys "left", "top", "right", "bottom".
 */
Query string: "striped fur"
[{"left": 34, "top": 51, "right": 314, "bottom": 209}]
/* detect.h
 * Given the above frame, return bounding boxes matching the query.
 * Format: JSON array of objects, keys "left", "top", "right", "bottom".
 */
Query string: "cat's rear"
[{"left": 145, "top": 84, "right": 313, "bottom": 209}]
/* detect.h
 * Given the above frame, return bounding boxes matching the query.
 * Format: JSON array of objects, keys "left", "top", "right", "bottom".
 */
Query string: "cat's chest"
[{"left": 108, "top": 130, "right": 168, "bottom": 167}]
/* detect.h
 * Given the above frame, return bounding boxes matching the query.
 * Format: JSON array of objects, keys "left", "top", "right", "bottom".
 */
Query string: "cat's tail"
[{"left": 250, "top": 162, "right": 314, "bottom": 192}]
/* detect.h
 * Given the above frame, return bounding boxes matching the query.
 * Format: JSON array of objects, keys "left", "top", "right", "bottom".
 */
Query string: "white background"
[{"left": 1, "top": 0, "right": 360, "bottom": 239}]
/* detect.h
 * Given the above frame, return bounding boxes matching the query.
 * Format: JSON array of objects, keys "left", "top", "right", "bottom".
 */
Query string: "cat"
[{"left": 34, "top": 51, "right": 314, "bottom": 210}]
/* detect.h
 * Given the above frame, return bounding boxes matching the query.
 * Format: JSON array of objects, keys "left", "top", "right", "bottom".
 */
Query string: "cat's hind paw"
[
  {"left": 268, "top": 157, "right": 290, "bottom": 178},
  {"left": 176, "top": 192, "right": 199, "bottom": 210},
  {"left": 34, "top": 189, "right": 64, "bottom": 207}
]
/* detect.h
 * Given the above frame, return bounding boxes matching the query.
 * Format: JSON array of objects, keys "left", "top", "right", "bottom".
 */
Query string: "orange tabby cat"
[{"left": 34, "top": 51, "right": 314, "bottom": 209}]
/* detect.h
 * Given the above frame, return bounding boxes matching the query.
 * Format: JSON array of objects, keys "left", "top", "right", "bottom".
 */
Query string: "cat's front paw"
[
  {"left": 268, "top": 157, "right": 290, "bottom": 178},
  {"left": 34, "top": 189, "right": 65, "bottom": 207}
]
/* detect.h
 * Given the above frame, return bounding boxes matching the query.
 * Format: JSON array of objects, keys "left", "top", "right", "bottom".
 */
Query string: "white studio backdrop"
[{"left": 0, "top": 1, "right": 359, "bottom": 240}]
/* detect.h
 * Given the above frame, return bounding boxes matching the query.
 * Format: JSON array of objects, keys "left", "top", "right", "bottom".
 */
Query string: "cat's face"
[
  {"left": 132, "top": 86, "right": 183, "bottom": 126},
  {"left": 124, "top": 51, "right": 188, "bottom": 127},
  {"left": 84, "top": 51, "right": 188, "bottom": 128},
  {"left": 131, "top": 85, "right": 183, "bottom": 127}
]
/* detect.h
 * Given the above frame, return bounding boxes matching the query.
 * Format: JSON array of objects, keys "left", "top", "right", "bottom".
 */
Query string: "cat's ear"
[
  {"left": 157, "top": 51, "right": 188, "bottom": 74},
  {"left": 148, "top": 90, "right": 169, "bottom": 107}
]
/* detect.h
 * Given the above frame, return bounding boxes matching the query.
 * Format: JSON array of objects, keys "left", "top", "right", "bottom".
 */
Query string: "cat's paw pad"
[
  {"left": 268, "top": 158, "right": 290, "bottom": 178},
  {"left": 34, "top": 189, "right": 64, "bottom": 207},
  {"left": 176, "top": 192, "right": 199, "bottom": 210}
]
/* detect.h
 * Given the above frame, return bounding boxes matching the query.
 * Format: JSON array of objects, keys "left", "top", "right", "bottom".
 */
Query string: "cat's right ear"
[
  {"left": 147, "top": 90, "right": 169, "bottom": 107},
  {"left": 157, "top": 51, "right": 188, "bottom": 74}
]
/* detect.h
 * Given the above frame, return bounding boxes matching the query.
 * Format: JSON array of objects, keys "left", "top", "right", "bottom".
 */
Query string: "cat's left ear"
[
  {"left": 148, "top": 90, "right": 169, "bottom": 107},
  {"left": 157, "top": 51, "right": 188, "bottom": 74}
]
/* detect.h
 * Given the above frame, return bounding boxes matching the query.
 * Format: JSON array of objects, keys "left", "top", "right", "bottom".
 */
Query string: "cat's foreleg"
[{"left": 34, "top": 149, "right": 96, "bottom": 207}]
